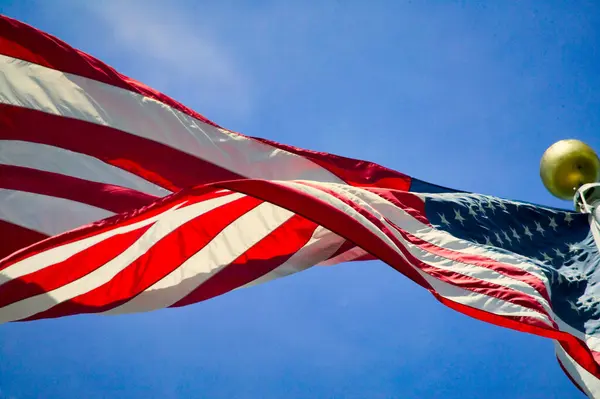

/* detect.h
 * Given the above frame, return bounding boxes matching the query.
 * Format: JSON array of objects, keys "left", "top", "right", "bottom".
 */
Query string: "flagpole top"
[{"left": 540, "top": 139, "right": 600, "bottom": 201}]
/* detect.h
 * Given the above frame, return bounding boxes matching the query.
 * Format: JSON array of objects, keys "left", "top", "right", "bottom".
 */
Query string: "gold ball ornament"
[{"left": 540, "top": 139, "right": 600, "bottom": 200}]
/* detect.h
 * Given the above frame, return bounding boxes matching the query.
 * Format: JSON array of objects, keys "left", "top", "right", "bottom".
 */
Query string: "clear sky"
[{"left": 0, "top": 1, "right": 598, "bottom": 398}]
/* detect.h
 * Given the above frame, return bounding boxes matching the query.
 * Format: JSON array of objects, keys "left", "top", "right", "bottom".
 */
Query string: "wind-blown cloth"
[{"left": 1, "top": 14, "right": 599, "bottom": 397}]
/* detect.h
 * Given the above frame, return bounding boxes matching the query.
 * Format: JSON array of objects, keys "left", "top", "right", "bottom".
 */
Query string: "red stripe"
[
  {"left": 253, "top": 137, "right": 412, "bottom": 191},
  {"left": 0, "top": 187, "right": 235, "bottom": 269},
  {"left": 593, "top": 350, "right": 600, "bottom": 365},
  {"left": 172, "top": 214, "right": 318, "bottom": 307},
  {"left": 354, "top": 253, "right": 377, "bottom": 261},
  {"left": 433, "top": 291, "right": 600, "bottom": 380},
  {"left": 0, "top": 104, "right": 243, "bottom": 191},
  {"left": 0, "top": 220, "right": 47, "bottom": 260},
  {"left": 368, "top": 188, "right": 429, "bottom": 225},
  {"left": 22, "top": 196, "right": 263, "bottom": 320},
  {"left": 403, "top": 230, "right": 550, "bottom": 302},
  {"left": 0, "top": 223, "right": 153, "bottom": 309},
  {"left": 0, "top": 15, "right": 220, "bottom": 129},
  {"left": 0, "top": 164, "right": 157, "bottom": 213},
  {"left": 435, "top": 288, "right": 557, "bottom": 332},
  {"left": 419, "top": 263, "right": 556, "bottom": 327}
]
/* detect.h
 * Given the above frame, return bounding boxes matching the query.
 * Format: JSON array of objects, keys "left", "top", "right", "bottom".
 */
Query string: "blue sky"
[{"left": 0, "top": 1, "right": 598, "bottom": 398}]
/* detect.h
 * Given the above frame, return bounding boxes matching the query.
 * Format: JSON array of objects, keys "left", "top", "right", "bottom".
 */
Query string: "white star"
[
  {"left": 438, "top": 213, "right": 451, "bottom": 226},
  {"left": 494, "top": 232, "right": 504, "bottom": 246},
  {"left": 568, "top": 243, "right": 582, "bottom": 252},
  {"left": 454, "top": 209, "right": 465, "bottom": 225},
  {"left": 497, "top": 201, "right": 508, "bottom": 212},
  {"left": 534, "top": 221, "right": 545, "bottom": 236},
  {"left": 553, "top": 248, "right": 566, "bottom": 258},
  {"left": 540, "top": 252, "right": 553, "bottom": 263},
  {"left": 477, "top": 202, "right": 486, "bottom": 214},
  {"left": 523, "top": 225, "right": 534, "bottom": 239},
  {"left": 548, "top": 216, "right": 558, "bottom": 231},
  {"left": 486, "top": 200, "right": 496, "bottom": 214},
  {"left": 564, "top": 213, "right": 573, "bottom": 225},
  {"left": 502, "top": 231, "right": 512, "bottom": 245},
  {"left": 484, "top": 236, "right": 493, "bottom": 246},
  {"left": 467, "top": 206, "right": 478, "bottom": 218},
  {"left": 567, "top": 300, "right": 580, "bottom": 313},
  {"left": 510, "top": 227, "right": 521, "bottom": 242}
]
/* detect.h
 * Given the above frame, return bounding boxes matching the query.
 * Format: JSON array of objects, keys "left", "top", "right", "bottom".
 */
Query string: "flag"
[{"left": 1, "top": 14, "right": 599, "bottom": 397}]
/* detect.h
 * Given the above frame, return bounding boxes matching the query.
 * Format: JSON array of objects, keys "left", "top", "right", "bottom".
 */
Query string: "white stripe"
[
  {"left": 418, "top": 266, "right": 554, "bottom": 325},
  {"left": 0, "top": 55, "right": 344, "bottom": 184},
  {"left": 555, "top": 341, "right": 600, "bottom": 398},
  {"left": 0, "top": 192, "right": 238, "bottom": 285},
  {"left": 414, "top": 228, "right": 548, "bottom": 282},
  {"left": 319, "top": 246, "right": 370, "bottom": 266},
  {"left": 103, "top": 202, "right": 298, "bottom": 314},
  {"left": 0, "top": 192, "right": 245, "bottom": 322},
  {"left": 405, "top": 242, "right": 554, "bottom": 315},
  {"left": 279, "top": 181, "right": 404, "bottom": 258},
  {"left": 0, "top": 189, "right": 113, "bottom": 236},
  {"left": 242, "top": 226, "right": 346, "bottom": 287},
  {"left": 555, "top": 316, "right": 600, "bottom": 359},
  {"left": 368, "top": 187, "right": 546, "bottom": 281},
  {"left": 0, "top": 140, "right": 170, "bottom": 197}
]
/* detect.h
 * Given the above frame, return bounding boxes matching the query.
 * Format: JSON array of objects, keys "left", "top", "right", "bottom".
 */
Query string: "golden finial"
[{"left": 540, "top": 139, "right": 600, "bottom": 200}]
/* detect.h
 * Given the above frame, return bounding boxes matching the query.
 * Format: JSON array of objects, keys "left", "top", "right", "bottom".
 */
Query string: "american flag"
[{"left": 1, "top": 14, "right": 599, "bottom": 397}]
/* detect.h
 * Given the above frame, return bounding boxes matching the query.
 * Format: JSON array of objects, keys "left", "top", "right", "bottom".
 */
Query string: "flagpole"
[
  {"left": 584, "top": 184, "right": 600, "bottom": 226},
  {"left": 574, "top": 183, "right": 600, "bottom": 248},
  {"left": 578, "top": 183, "right": 600, "bottom": 250}
]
